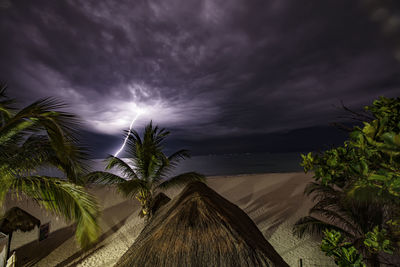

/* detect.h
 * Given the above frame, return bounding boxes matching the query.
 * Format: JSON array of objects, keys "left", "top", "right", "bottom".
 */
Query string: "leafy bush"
[
  {"left": 321, "top": 229, "right": 365, "bottom": 267},
  {"left": 363, "top": 226, "right": 393, "bottom": 254},
  {"left": 299, "top": 96, "right": 400, "bottom": 265}
]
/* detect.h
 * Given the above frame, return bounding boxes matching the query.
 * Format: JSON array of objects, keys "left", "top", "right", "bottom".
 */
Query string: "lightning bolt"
[{"left": 114, "top": 112, "right": 142, "bottom": 157}]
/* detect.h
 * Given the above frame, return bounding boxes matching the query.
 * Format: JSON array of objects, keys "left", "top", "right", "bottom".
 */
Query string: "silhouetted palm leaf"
[
  {"left": 0, "top": 84, "right": 14, "bottom": 123},
  {"left": 293, "top": 216, "right": 353, "bottom": 239},
  {"left": 155, "top": 150, "right": 191, "bottom": 179},
  {"left": 157, "top": 172, "right": 205, "bottom": 190},
  {"left": 293, "top": 181, "right": 389, "bottom": 255},
  {"left": 117, "top": 179, "right": 148, "bottom": 198},
  {"left": 105, "top": 156, "right": 138, "bottom": 180},
  {"left": 85, "top": 171, "right": 127, "bottom": 185},
  {"left": 88, "top": 121, "right": 205, "bottom": 219},
  {"left": 0, "top": 88, "right": 100, "bottom": 248},
  {"left": 10, "top": 175, "right": 100, "bottom": 247}
]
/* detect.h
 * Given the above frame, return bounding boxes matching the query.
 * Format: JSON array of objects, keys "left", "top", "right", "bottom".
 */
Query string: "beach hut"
[
  {"left": 0, "top": 207, "right": 41, "bottom": 260},
  {"left": 116, "top": 181, "right": 289, "bottom": 267},
  {"left": 150, "top": 192, "right": 170, "bottom": 216}
]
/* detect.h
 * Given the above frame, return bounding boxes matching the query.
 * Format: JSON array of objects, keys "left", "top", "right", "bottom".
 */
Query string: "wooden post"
[{"left": 6, "top": 231, "right": 12, "bottom": 260}]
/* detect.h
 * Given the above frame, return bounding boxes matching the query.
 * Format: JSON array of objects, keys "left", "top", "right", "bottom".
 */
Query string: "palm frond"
[
  {"left": 0, "top": 84, "right": 14, "bottom": 123},
  {"left": 37, "top": 141, "right": 91, "bottom": 184},
  {"left": 308, "top": 206, "right": 360, "bottom": 235},
  {"left": 153, "top": 150, "right": 191, "bottom": 183},
  {"left": 52, "top": 142, "right": 91, "bottom": 182},
  {"left": 304, "top": 182, "right": 341, "bottom": 201},
  {"left": 3, "top": 135, "right": 54, "bottom": 174},
  {"left": 0, "top": 91, "right": 99, "bottom": 248},
  {"left": 157, "top": 172, "right": 206, "bottom": 190},
  {"left": 11, "top": 175, "right": 100, "bottom": 248},
  {"left": 11, "top": 98, "right": 79, "bottom": 139},
  {"left": 0, "top": 83, "right": 6, "bottom": 98},
  {"left": 154, "top": 127, "right": 169, "bottom": 146},
  {"left": 299, "top": 179, "right": 392, "bottom": 259},
  {"left": 168, "top": 149, "right": 190, "bottom": 167},
  {"left": 105, "top": 156, "right": 138, "bottom": 180},
  {"left": 0, "top": 97, "right": 88, "bottom": 180},
  {"left": 84, "top": 171, "right": 127, "bottom": 185},
  {"left": 152, "top": 154, "right": 171, "bottom": 183},
  {"left": 145, "top": 155, "right": 159, "bottom": 182},
  {"left": 309, "top": 196, "right": 341, "bottom": 211},
  {"left": 343, "top": 200, "right": 387, "bottom": 235},
  {"left": 0, "top": 117, "right": 35, "bottom": 144},
  {"left": 127, "top": 126, "right": 166, "bottom": 181},
  {"left": 118, "top": 179, "right": 148, "bottom": 198},
  {"left": 293, "top": 216, "right": 354, "bottom": 239},
  {"left": 0, "top": 176, "right": 12, "bottom": 205},
  {"left": 0, "top": 98, "right": 65, "bottom": 142},
  {"left": 129, "top": 129, "right": 142, "bottom": 146}
]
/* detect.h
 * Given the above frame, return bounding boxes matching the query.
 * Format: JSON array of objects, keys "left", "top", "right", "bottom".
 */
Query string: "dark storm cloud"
[{"left": 1, "top": 0, "right": 400, "bottom": 154}]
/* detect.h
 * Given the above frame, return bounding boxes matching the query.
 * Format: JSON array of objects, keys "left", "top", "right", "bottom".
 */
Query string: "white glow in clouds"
[{"left": 114, "top": 110, "right": 144, "bottom": 157}]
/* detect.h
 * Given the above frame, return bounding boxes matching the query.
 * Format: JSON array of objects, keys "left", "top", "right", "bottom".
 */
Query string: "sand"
[{"left": 13, "top": 172, "right": 336, "bottom": 267}]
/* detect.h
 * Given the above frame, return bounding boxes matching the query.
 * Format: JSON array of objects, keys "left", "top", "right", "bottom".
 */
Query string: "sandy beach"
[{"left": 11, "top": 172, "right": 335, "bottom": 267}]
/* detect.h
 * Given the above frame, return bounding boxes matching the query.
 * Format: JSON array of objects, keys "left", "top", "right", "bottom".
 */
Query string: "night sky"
[{"left": 1, "top": 0, "right": 400, "bottom": 157}]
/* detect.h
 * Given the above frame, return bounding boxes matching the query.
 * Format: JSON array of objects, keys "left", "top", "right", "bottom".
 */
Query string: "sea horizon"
[{"left": 90, "top": 151, "right": 306, "bottom": 176}]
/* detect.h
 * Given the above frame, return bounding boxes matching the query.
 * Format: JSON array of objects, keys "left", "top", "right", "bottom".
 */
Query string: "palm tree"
[
  {"left": 0, "top": 84, "right": 100, "bottom": 248},
  {"left": 293, "top": 181, "right": 394, "bottom": 266},
  {"left": 87, "top": 121, "right": 206, "bottom": 219}
]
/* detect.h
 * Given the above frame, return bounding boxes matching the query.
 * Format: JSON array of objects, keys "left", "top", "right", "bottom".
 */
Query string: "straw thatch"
[
  {"left": 1, "top": 206, "right": 41, "bottom": 260},
  {"left": 150, "top": 192, "right": 170, "bottom": 215},
  {"left": 0, "top": 207, "right": 41, "bottom": 234},
  {"left": 116, "top": 181, "right": 289, "bottom": 267}
]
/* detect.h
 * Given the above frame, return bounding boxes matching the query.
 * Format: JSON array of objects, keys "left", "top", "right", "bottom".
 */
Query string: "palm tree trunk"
[{"left": 6, "top": 231, "right": 12, "bottom": 260}]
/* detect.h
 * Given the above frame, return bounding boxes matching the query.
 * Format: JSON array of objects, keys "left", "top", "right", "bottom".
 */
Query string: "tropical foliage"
[
  {"left": 321, "top": 229, "right": 366, "bottom": 267},
  {"left": 295, "top": 96, "right": 400, "bottom": 266},
  {"left": 87, "top": 121, "right": 205, "bottom": 219},
  {"left": 293, "top": 181, "right": 392, "bottom": 263},
  {"left": 0, "top": 84, "right": 100, "bottom": 248}
]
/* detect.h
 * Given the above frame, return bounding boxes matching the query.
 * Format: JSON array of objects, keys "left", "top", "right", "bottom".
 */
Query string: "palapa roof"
[
  {"left": 116, "top": 181, "right": 289, "bottom": 267},
  {"left": 0, "top": 207, "right": 41, "bottom": 234},
  {"left": 150, "top": 192, "right": 170, "bottom": 215}
]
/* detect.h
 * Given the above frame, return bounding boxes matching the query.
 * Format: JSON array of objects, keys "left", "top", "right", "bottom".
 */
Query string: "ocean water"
[
  {"left": 170, "top": 152, "right": 304, "bottom": 176},
  {"left": 89, "top": 152, "right": 305, "bottom": 177}
]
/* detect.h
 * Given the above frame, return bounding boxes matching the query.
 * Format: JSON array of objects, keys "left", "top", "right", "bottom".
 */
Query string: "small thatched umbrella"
[
  {"left": 0, "top": 207, "right": 41, "bottom": 260},
  {"left": 116, "top": 182, "right": 289, "bottom": 267},
  {"left": 150, "top": 192, "right": 170, "bottom": 216}
]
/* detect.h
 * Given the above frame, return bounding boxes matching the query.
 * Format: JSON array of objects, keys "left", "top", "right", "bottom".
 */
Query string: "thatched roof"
[
  {"left": 0, "top": 207, "right": 41, "bottom": 234},
  {"left": 116, "top": 182, "right": 289, "bottom": 267},
  {"left": 150, "top": 192, "right": 170, "bottom": 215}
]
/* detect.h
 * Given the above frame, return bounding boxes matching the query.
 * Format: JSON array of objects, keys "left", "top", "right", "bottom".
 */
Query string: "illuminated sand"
[{"left": 30, "top": 172, "right": 335, "bottom": 266}]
